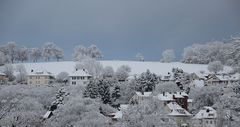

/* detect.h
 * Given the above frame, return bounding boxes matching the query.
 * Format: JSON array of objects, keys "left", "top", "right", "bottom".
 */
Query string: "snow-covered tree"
[
  {"left": 115, "top": 65, "right": 131, "bottom": 81},
  {"left": 15, "top": 64, "right": 27, "bottom": 83},
  {"left": 154, "top": 82, "right": 181, "bottom": 94},
  {"left": 161, "top": 49, "right": 175, "bottom": 63},
  {"left": 75, "top": 58, "right": 103, "bottom": 77},
  {"left": 53, "top": 47, "right": 64, "bottom": 61},
  {"left": 16, "top": 47, "right": 28, "bottom": 62},
  {"left": 102, "top": 66, "right": 114, "bottom": 78},
  {"left": 5, "top": 42, "right": 18, "bottom": 63},
  {"left": 0, "top": 51, "right": 7, "bottom": 65},
  {"left": 42, "top": 42, "right": 62, "bottom": 61},
  {"left": 3, "top": 64, "right": 15, "bottom": 81},
  {"left": 84, "top": 79, "right": 99, "bottom": 99},
  {"left": 30, "top": 48, "right": 42, "bottom": 62},
  {"left": 56, "top": 72, "right": 69, "bottom": 83},
  {"left": 136, "top": 69, "right": 159, "bottom": 92},
  {"left": 208, "top": 61, "right": 224, "bottom": 74},
  {"left": 111, "top": 85, "right": 121, "bottom": 103},
  {"left": 136, "top": 53, "right": 144, "bottom": 61},
  {"left": 98, "top": 79, "right": 111, "bottom": 104},
  {"left": 74, "top": 44, "right": 102, "bottom": 61}
]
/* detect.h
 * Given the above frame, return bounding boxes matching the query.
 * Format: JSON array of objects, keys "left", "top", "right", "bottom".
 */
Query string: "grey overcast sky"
[{"left": 0, "top": 0, "right": 240, "bottom": 61}]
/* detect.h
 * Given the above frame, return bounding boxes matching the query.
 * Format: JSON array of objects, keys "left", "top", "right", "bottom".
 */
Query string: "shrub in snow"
[
  {"left": 135, "top": 53, "right": 144, "bottom": 61},
  {"left": 3, "top": 64, "right": 15, "bottom": 81},
  {"left": 56, "top": 71, "right": 69, "bottom": 83},
  {"left": 15, "top": 64, "right": 27, "bottom": 84},
  {"left": 208, "top": 61, "right": 224, "bottom": 74},
  {"left": 102, "top": 66, "right": 115, "bottom": 78},
  {"left": 115, "top": 65, "right": 131, "bottom": 81},
  {"left": 161, "top": 49, "right": 175, "bottom": 63}
]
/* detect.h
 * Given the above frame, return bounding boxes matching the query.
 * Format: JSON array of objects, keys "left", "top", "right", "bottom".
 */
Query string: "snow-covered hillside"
[{"left": 12, "top": 61, "right": 232, "bottom": 76}]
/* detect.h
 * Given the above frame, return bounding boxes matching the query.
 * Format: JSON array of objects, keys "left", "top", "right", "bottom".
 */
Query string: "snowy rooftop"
[
  {"left": 112, "top": 111, "right": 123, "bottom": 119},
  {"left": 157, "top": 92, "right": 188, "bottom": 101},
  {"left": 167, "top": 102, "right": 191, "bottom": 116},
  {"left": 215, "top": 74, "right": 239, "bottom": 81},
  {"left": 28, "top": 70, "right": 54, "bottom": 77},
  {"left": 193, "top": 106, "right": 217, "bottom": 119},
  {"left": 135, "top": 92, "right": 152, "bottom": 97},
  {"left": 69, "top": 69, "right": 92, "bottom": 77},
  {"left": 0, "top": 72, "right": 6, "bottom": 76}
]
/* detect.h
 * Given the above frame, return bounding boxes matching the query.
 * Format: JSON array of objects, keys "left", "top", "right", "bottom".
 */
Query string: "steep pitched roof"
[
  {"left": 193, "top": 106, "right": 217, "bottom": 119},
  {"left": 167, "top": 102, "right": 191, "bottom": 116}
]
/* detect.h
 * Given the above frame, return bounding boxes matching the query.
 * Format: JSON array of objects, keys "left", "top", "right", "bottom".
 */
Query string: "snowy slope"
[{"left": 12, "top": 60, "right": 232, "bottom": 76}]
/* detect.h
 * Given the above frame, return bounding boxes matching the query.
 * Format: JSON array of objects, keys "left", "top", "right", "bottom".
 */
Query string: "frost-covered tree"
[
  {"left": 74, "top": 44, "right": 102, "bottom": 61},
  {"left": 56, "top": 72, "right": 69, "bottom": 83},
  {"left": 154, "top": 82, "right": 181, "bottom": 95},
  {"left": 16, "top": 47, "right": 28, "bottom": 62},
  {"left": 5, "top": 42, "right": 18, "bottom": 63},
  {"left": 15, "top": 64, "right": 27, "bottom": 83},
  {"left": 53, "top": 47, "right": 64, "bottom": 61},
  {"left": 102, "top": 66, "right": 114, "bottom": 78},
  {"left": 115, "top": 65, "right": 131, "bottom": 81},
  {"left": 208, "top": 61, "right": 224, "bottom": 74},
  {"left": 136, "top": 69, "right": 159, "bottom": 92},
  {"left": 84, "top": 78, "right": 99, "bottom": 99},
  {"left": 42, "top": 42, "right": 61, "bottom": 61},
  {"left": 30, "top": 48, "right": 42, "bottom": 62},
  {"left": 98, "top": 79, "right": 111, "bottom": 104},
  {"left": 111, "top": 85, "right": 121, "bottom": 103},
  {"left": 3, "top": 64, "right": 15, "bottom": 81},
  {"left": 136, "top": 53, "right": 144, "bottom": 61},
  {"left": 161, "top": 49, "right": 175, "bottom": 63},
  {"left": 0, "top": 51, "right": 7, "bottom": 65},
  {"left": 75, "top": 58, "right": 103, "bottom": 77}
]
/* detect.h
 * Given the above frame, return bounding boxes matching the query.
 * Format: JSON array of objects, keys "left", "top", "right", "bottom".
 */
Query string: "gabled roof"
[
  {"left": 28, "top": 70, "right": 54, "bottom": 77},
  {"left": 135, "top": 91, "right": 152, "bottom": 97},
  {"left": 167, "top": 102, "right": 191, "bottom": 116},
  {"left": 0, "top": 72, "right": 6, "bottom": 76},
  {"left": 157, "top": 91, "right": 188, "bottom": 101},
  {"left": 69, "top": 69, "right": 92, "bottom": 77},
  {"left": 193, "top": 106, "right": 217, "bottom": 119}
]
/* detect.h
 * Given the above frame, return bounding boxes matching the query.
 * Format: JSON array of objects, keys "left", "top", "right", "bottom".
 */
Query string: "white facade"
[{"left": 69, "top": 69, "right": 92, "bottom": 85}]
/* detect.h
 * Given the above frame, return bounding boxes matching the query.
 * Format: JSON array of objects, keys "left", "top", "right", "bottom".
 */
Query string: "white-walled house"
[
  {"left": 27, "top": 70, "right": 55, "bottom": 85},
  {"left": 129, "top": 91, "right": 152, "bottom": 105},
  {"left": 69, "top": 69, "right": 92, "bottom": 85},
  {"left": 191, "top": 106, "right": 217, "bottom": 127}
]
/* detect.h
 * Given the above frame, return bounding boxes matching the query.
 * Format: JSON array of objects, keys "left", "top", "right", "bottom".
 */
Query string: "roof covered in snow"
[
  {"left": 157, "top": 92, "right": 188, "bottom": 101},
  {"left": 69, "top": 69, "right": 92, "bottom": 77},
  {"left": 193, "top": 106, "right": 217, "bottom": 119},
  {"left": 167, "top": 102, "right": 191, "bottom": 116},
  {"left": 135, "top": 92, "right": 152, "bottom": 97},
  {"left": 215, "top": 74, "right": 239, "bottom": 81},
  {"left": 28, "top": 70, "right": 54, "bottom": 77},
  {"left": 0, "top": 72, "right": 6, "bottom": 76}
]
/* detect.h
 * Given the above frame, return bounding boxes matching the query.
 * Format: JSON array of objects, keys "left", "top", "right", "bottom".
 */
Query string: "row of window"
[
  {"left": 29, "top": 76, "right": 48, "bottom": 79},
  {"left": 29, "top": 81, "right": 48, "bottom": 84},
  {"left": 72, "top": 76, "right": 88, "bottom": 80}
]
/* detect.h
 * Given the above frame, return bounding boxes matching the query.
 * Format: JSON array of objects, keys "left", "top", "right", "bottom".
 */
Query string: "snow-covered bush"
[
  {"left": 56, "top": 71, "right": 69, "bottom": 83},
  {"left": 115, "top": 65, "right": 131, "bottom": 81},
  {"left": 161, "top": 49, "right": 175, "bottom": 63},
  {"left": 3, "top": 64, "right": 15, "bottom": 81},
  {"left": 15, "top": 64, "right": 27, "bottom": 84},
  {"left": 208, "top": 61, "right": 224, "bottom": 74}
]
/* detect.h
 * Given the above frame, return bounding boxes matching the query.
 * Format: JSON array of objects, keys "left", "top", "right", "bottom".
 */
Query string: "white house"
[
  {"left": 129, "top": 91, "right": 152, "bottom": 105},
  {"left": 69, "top": 69, "right": 92, "bottom": 85},
  {"left": 160, "top": 72, "right": 175, "bottom": 82},
  {"left": 27, "top": 70, "right": 55, "bottom": 85},
  {"left": 191, "top": 106, "right": 217, "bottom": 127}
]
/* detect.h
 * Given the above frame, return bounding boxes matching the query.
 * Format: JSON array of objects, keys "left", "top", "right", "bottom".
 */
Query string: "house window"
[
  {"left": 77, "top": 77, "right": 80, "bottom": 80},
  {"left": 72, "top": 81, "right": 76, "bottom": 85},
  {"left": 72, "top": 77, "right": 76, "bottom": 80},
  {"left": 206, "top": 120, "right": 208, "bottom": 124},
  {"left": 210, "top": 121, "right": 212, "bottom": 124}
]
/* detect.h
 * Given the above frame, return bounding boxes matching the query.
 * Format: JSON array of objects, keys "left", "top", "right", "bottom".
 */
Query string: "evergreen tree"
[
  {"left": 136, "top": 69, "right": 159, "bottom": 92},
  {"left": 98, "top": 79, "right": 111, "bottom": 104},
  {"left": 83, "top": 79, "right": 99, "bottom": 98}
]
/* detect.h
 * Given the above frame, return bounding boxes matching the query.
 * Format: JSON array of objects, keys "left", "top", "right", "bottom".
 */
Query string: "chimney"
[
  {"left": 31, "top": 69, "right": 34, "bottom": 72},
  {"left": 76, "top": 68, "right": 78, "bottom": 71},
  {"left": 163, "top": 92, "right": 165, "bottom": 96},
  {"left": 83, "top": 69, "right": 85, "bottom": 72},
  {"left": 180, "top": 92, "right": 181, "bottom": 95}
]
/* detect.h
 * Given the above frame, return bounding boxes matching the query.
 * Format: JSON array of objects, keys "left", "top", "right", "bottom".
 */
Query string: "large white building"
[
  {"left": 69, "top": 69, "right": 92, "bottom": 85},
  {"left": 27, "top": 70, "right": 55, "bottom": 85},
  {"left": 191, "top": 106, "right": 217, "bottom": 127}
]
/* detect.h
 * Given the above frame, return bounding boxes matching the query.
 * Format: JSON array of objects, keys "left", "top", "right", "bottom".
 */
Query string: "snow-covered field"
[{"left": 12, "top": 60, "right": 232, "bottom": 76}]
